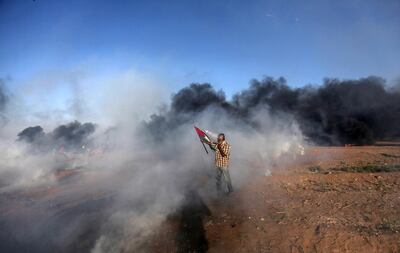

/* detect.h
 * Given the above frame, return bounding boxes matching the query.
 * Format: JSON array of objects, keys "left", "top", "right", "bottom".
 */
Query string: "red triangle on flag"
[
  {"left": 194, "top": 126, "right": 211, "bottom": 154},
  {"left": 194, "top": 126, "right": 206, "bottom": 137}
]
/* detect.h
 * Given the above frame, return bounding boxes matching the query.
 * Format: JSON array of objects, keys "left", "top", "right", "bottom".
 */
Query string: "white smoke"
[
  {"left": 88, "top": 104, "right": 304, "bottom": 252},
  {"left": 0, "top": 69, "right": 305, "bottom": 252}
]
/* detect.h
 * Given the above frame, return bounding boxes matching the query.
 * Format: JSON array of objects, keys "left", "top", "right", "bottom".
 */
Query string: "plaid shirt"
[{"left": 212, "top": 141, "right": 231, "bottom": 168}]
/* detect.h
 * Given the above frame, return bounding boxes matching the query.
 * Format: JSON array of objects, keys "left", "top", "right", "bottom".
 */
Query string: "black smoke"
[
  {"left": 52, "top": 121, "right": 96, "bottom": 147},
  {"left": 146, "top": 83, "right": 239, "bottom": 141},
  {"left": 17, "top": 121, "right": 96, "bottom": 152},
  {"left": 146, "top": 76, "right": 400, "bottom": 145},
  {"left": 17, "top": 126, "right": 45, "bottom": 143}
]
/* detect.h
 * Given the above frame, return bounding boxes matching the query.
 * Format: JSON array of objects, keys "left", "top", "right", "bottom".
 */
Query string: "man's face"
[{"left": 218, "top": 135, "right": 224, "bottom": 143}]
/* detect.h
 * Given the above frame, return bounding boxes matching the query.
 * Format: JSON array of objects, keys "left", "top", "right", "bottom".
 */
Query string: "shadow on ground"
[{"left": 175, "top": 189, "right": 211, "bottom": 253}]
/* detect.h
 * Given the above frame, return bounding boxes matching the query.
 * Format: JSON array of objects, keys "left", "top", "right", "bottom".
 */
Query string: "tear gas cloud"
[{"left": 0, "top": 74, "right": 399, "bottom": 252}]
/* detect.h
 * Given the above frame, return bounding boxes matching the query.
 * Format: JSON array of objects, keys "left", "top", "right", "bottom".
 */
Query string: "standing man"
[{"left": 208, "top": 133, "right": 233, "bottom": 195}]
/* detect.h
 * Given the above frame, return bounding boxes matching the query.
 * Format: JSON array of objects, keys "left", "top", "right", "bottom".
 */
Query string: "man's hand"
[{"left": 203, "top": 140, "right": 212, "bottom": 145}]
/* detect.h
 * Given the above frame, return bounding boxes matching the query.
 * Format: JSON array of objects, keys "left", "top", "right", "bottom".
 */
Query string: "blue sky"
[{"left": 1, "top": 0, "right": 400, "bottom": 101}]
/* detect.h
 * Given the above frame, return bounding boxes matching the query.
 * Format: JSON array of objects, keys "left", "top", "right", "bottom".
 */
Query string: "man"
[{"left": 207, "top": 133, "right": 233, "bottom": 195}]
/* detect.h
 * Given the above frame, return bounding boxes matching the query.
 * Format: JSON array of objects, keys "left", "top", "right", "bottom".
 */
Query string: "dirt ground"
[
  {"left": 151, "top": 143, "right": 400, "bottom": 253},
  {"left": 1, "top": 143, "right": 400, "bottom": 253}
]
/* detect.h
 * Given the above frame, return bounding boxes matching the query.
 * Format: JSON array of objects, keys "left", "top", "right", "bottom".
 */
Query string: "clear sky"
[{"left": 1, "top": 0, "right": 399, "bottom": 101}]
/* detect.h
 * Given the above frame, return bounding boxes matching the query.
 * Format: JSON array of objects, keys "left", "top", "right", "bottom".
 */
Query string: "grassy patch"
[
  {"left": 376, "top": 218, "right": 400, "bottom": 233},
  {"left": 308, "top": 166, "right": 323, "bottom": 173},
  {"left": 269, "top": 211, "right": 287, "bottom": 223},
  {"left": 332, "top": 164, "right": 400, "bottom": 173},
  {"left": 312, "top": 182, "right": 336, "bottom": 192},
  {"left": 380, "top": 153, "right": 400, "bottom": 158}
]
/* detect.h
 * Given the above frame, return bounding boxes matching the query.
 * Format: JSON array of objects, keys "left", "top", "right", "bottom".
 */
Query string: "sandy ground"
[{"left": 150, "top": 143, "right": 400, "bottom": 253}]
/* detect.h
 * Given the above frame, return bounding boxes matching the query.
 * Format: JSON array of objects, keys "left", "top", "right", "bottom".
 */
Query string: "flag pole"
[{"left": 200, "top": 139, "right": 209, "bottom": 154}]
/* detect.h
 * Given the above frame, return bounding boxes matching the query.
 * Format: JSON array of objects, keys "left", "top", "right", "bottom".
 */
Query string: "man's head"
[{"left": 218, "top": 133, "right": 225, "bottom": 143}]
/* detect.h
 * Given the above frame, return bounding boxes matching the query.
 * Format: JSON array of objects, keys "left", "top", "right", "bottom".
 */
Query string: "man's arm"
[
  {"left": 203, "top": 140, "right": 217, "bottom": 151},
  {"left": 218, "top": 143, "right": 230, "bottom": 157}
]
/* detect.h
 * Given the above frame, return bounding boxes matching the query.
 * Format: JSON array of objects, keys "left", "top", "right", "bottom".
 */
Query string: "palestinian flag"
[
  {"left": 194, "top": 126, "right": 212, "bottom": 154},
  {"left": 194, "top": 126, "right": 212, "bottom": 143}
]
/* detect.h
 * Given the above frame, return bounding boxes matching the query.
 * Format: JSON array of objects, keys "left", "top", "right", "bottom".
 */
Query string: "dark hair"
[{"left": 218, "top": 133, "right": 225, "bottom": 140}]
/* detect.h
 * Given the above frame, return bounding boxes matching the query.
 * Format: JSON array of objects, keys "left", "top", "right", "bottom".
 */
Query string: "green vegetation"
[
  {"left": 376, "top": 218, "right": 400, "bottom": 233},
  {"left": 380, "top": 153, "right": 400, "bottom": 158},
  {"left": 333, "top": 164, "right": 400, "bottom": 173},
  {"left": 308, "top": 166, "right": 323, "bottom": 173}
]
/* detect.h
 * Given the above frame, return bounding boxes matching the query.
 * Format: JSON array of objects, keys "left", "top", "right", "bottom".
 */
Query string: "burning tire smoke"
[
  {"left": 17, "top": 121, "right": 96, "bottom": 153},
  {"left": 146, "top": 76, "right": 400, "bottom": 146}
]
